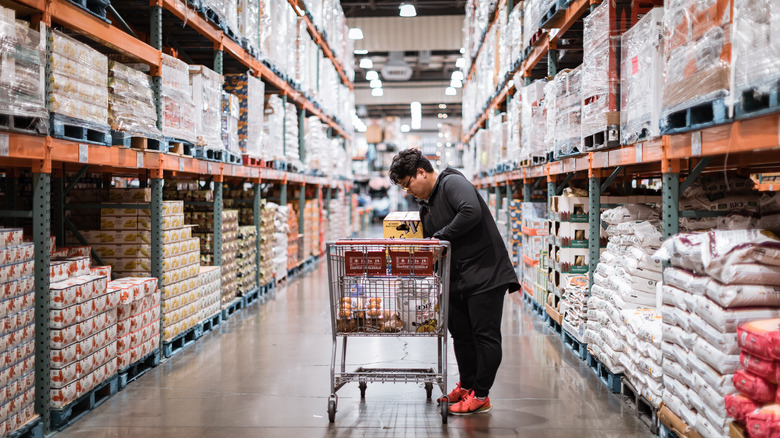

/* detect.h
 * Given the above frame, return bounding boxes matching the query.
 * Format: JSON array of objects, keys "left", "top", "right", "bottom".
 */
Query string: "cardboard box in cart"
[{"left": 383, "top": 212, "right": 423, "bottom": 239}]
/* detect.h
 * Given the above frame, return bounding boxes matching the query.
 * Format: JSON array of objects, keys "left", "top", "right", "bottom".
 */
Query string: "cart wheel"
[
  {"left": 441, "top": 401, "right": 449, "bottom": 423},
  {"left": 359, "top": 381, "right": 367, "bottom": 398},
  {"left": 328, "top": 395, "right": 337, "bottom": 423},
  {"left": 425, "top": 382, "right": 433, "bottom": 399}
]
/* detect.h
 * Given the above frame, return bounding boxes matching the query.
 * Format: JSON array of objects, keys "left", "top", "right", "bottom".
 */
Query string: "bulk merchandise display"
[
  {"left": 547, "top": 66, "right": 583, "bottom": 159},
  {"left": 0, "top": 229, "right": 35, "bottom": 435},
  {"left": 508, "top": 200, "right": 523, "bottom": 277},
  {"left": 304, "top": 116, "right": 330, "bottom": 174},
  {"left": 521, "top": 202, "right": 548, "bottom": 309},
  {"left": 197, "top": 266, "right": 221, "bottom": 324},
  {"left": 272, "top": 204, "right": 290, "bottom": 281},
  {"left": 520, "top": 80, "right": 547, "bottom": 163},
  {"left": 0, "top": 6, "right": 46, "bottom": 133},
  {"left": 263, "top": 95, "right": 285, "bottom": 162},
  {"left": 284, "top": 102, "right": 301, "bottom": 167},
  {"left": 237, "top": 226, "right": 258, "bottom": 296},
  {"left": 113, "top": 277, "right": 160, "bottom": 378},
  {"left": 49, "top": 31, "right": 109, "bottom": 133},
  {"left": 190, "top": 65, "right": 224, "bottom": 151},
  {"left": 160, "top": 53, "right": 197, "bottom": 144},
  {"left": 327, "top": 192, "right": 349, "bottom": 244},
  {"left": 108, "top": 61, "right": 162, "bottom": 141},
  {"left": 287, "top": 203, "right": 300, "bottom": 271},
  {"left": 223, "top": 73, "right": 265, "bottom": 160},
  {"left": 259, "top": 203, "right": 276, "bottom": 286},
  {"left": 222, "top": 92, "right": 242, "bottom": 157},
  {"left": 303, "top": 200, "right": 321, "bottom": 258}
]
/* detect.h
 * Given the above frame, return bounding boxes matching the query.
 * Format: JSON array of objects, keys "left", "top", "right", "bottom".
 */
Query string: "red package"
[
  {"left": 727, "top": 393, "right": 761, "bottom": 422},
  {"left": 735, "top": 369, "right": 778, "bottom": 403},
  {"left": 738, "top": 319, "right": 780, "bottom": 360},
  {"left": 747, "top": 404, "right": 780, "bottom": 438},
  {"left": 742, "top": 352, "right": 778, "bottom": 382}
]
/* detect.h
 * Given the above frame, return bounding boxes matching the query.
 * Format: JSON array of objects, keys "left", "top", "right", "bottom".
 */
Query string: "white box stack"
[
  {"left": 198, "top": 266, "right": 221, "bottom": 322},
  {"left": 112, "top": 277, "right": 160, "bottom": 371}
]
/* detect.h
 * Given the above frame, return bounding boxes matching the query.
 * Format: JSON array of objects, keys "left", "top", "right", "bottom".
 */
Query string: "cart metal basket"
[{"left": 325, "top": 239, "right": 451, "bottom": 423}]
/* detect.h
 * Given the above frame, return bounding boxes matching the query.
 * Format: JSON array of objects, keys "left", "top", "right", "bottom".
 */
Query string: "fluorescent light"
[
  {"left": 451, "top": 71, "right": 464, "bottom": 81},
  {"left": 369, "top": 79, "right": 382, "bottom": 88},
  {"left": 365, "top": 70, "right": 379, "bottom": 81},
  {"left": 348, "top": 28, "right": 364, "bottom": 40},
  {"left": 412, "top": 119, "right": 421, "bottom": 129},
  {"left": 359, "top": 58, "right": 373, "bottom": 69},
  {"left": 371, "top": 88, "right": 384, "bottom": 96},
  {"left": 399, "top": 3, "right": 416, "bottom": 17},
  {"left": 450, "top": 78, "right": 462, "bottom": 88},
  {"left": 455, "top": 57, "right": 466, "bottom": 69},
  {"left": 354, "top": 49, "right": 368, "bottom": 55},
  {"left": 445, "top": 87, "right": 457, "bottom": 96},
  {"left": 459, "top": 47, "right": 465, "bottom": 54},
  {"left": 401, "top": 124, "right": 410, "bottom": 133}
]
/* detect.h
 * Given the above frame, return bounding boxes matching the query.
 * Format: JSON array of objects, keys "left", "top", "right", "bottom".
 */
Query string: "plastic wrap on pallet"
[
  {"left": 544, "top": 79, "right": 557, "bottom": 157},
  {"left": 0, "top": 9, "right": 46, "bottom": 122},
  {"left": 223, "top": 0, "right": 238, "bottom": 35},
  {"left": 222, "top": 92, "right": 240, "bottom": 154},
  {"left": 580, "top": 2, "right": 621, "bottom": 142},
  {"left": 238, "top": 0, "right": 261, "bottom": 53},
  {"left": 304, "top": 116, "right": 328, "bottom": 172},
  {"left": 498, "top": 4, "right": 510, "bottom": 81},
  {"left": 521, "top": 79, "right": 547, "bottom": 162},
  {"left": 263, "top": 94, "right": 284, "bottom": 161},
  {"left": 108, "top": 61, "right": 161, "bottom": 138},
  {"left": 224, "top": 73, "right": 265, "bottom": 158},
  {"left": 474, "top": 128, "right": 490, "bottom": 175},
  {"left": 552, "top": 67, "right": 582, "bottom": 159},
  {"left": 161, "top": 54, "right": 196, "bottom": 143},
  {"left": 620, "top": 8, "right": 664, "bottom": 145},
  {"left": 661, "top": 0, "right": 732, "bottom": 116},
  {"left": 284, "top": 102, "right": 299, "bottom": 162},
  {"left": 507, "top": 95, "right": 521, "bottom": 163},
  {"left": 190, "top": 65, "right": 224, "bottom": 149},
  {"left": 509, "top": 5, "right": 524, "bottom": 68},
  {"left": 49, "top": 30, "right": 108, "bottom": 128},
  {"left": 732, "top": 0, "right": 780, "bottom": 115},
  {"left": 294, "top": 17, "right": 310, "bottom": 91},
  {"left": 259, "top": 0, "right": 272, "bottom": 59}
]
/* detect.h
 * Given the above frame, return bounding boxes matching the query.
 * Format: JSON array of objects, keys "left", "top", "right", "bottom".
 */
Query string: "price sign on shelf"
[
  {"left": 78, "top": 144, "right": 89, "bottom": 163},
  {"left": 178, "top": 158, "right": 184, "bottom": 172},
  {"left": 0, "top": 134, "right": 8, "bottom": 157},
  {"left": 136, "top": 152, "right": 143, "bottom": 168},
  {"left": 691, "top": 131, "right": 702, "bottom": 156},
  {"left": 207, "top": 163, "right": 213, "bottom": 174},
  {"left": 635, "top": 143, "right": 643, "bottom": 163}
]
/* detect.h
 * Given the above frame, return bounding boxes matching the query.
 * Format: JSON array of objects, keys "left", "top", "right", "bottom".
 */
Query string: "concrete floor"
[{"left": 55, "top": 239, "right": 655, "bottom": 437}]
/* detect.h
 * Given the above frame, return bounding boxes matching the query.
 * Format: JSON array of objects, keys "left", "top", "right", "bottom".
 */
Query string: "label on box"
[
  {"left": 78, "top": 144, "right": 88, "bottom": 163},
  {"left": 0, "top": 134, "right": 8, "bottom": 157},
  {"left": 344, "top": 251, "right": 385, "bottom": 276},
  {"left": 390, "top": 251, "right": 433, "bottom": 276}
]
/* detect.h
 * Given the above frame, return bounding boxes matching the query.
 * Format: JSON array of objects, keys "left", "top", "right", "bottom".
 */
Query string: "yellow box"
[{"left": 383, "top": 211, "right": 423, "bottom": 239}]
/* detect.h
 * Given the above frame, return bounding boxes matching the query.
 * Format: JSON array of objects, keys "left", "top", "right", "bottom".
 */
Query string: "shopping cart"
[{"left": 325, "top": 239, "right": 451, "bottom": 423}]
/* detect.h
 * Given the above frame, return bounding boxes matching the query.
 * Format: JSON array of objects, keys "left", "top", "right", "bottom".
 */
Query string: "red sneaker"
[
  {"left": 437, "top": 382, "right": 470, "bottom": 404},
  {"left": 448, "top": 391, "right": 492, "bottom": 415}
]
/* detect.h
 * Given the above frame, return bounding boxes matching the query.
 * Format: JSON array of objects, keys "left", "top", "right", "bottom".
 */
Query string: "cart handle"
[{"left": 332, "top": 239, "right": 447, "bottom": 246}]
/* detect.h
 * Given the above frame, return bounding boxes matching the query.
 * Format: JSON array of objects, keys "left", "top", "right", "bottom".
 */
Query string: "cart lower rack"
[{"left": 326, "top": 239, "right": 451, "bottom": 423}]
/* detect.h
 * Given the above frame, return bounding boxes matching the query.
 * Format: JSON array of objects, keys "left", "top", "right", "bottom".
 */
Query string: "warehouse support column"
[
  {"left": 33, "top": 165, "right": 51, "bottom": 433},
  {"left": 151, "top": 174, "right": 164, "bottom": 352},
  {"left": 588, "top": 169, "right": 600, "bottom": 291},
  {"left": 282, "top": 95, "right": 287, "bottom": 158},
  {"left": 51, "top": 168, "right": 65, "bottom": 247},
  {"left": 253, "top": 181, "right": 262, "bottom": 294},
  {"left": 661, "top": 139, "right": 680, "bottom": 239},
  {"left": 299, "top": 184, "right": 306, "bottom": 256},
  {"left": 548, "top": 48, "right": 558, "bottom": 77},
  {"left": 214, "top": 174, "right": 224, "bottom": 310},
  {"left": 214, "top": 44, "right": 224, "bottom": 75},
  {"left": 494, "top": 184, "right": 501, "bottom": 220},
  {"left": 523, "top": 179, "right": 532, "bottom": 202},
  {"left": 150, "top": 5, "right": 163, "bottom": 131},
  {"left": 299, "top": 108, "right": 306, "bottom": 165}
]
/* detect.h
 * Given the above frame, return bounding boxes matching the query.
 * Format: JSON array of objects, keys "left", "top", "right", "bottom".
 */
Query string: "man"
[{"left": 389, "top": 149, "right": 520, "bottom": 415}]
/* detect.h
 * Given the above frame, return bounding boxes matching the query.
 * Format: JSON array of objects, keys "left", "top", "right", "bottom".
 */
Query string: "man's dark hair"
[{"left": 389, "top": 149, "right": 434, "bottom": 184}]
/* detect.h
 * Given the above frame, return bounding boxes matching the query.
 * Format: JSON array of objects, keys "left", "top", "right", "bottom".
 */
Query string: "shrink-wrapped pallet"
[
  {"left": 620, "top": 8, "right": 664, "bottom": 145},
  {"left": 284, "top": 102, "right": 300, "bottom": 163},
  {"left": 509, "top": 5, "right": 524, "bottom": 68},
  {"left": 161, "top": 54, "right": 196, "bottom": 143},
  {"left": 190, "top": 65, "right": 224, "bottom": 149},
  {"left": 304, "top": 116, "right": 328, "bottom": 172},
  {"left": 108, "top": 61, "right": 161, "bottom": 138},
  {"left": 222, "top": 92, "right": 240, "bottom": 155},
  {"left": 224, "top": 73, "right": 265, "bottom": 158},
  {"left": 263, "top": 94, "right": 284, "bottom": 161},
  {"left": 548, "top": 67, "right": 582, "bottom": 159},
  {"left": 0, "top": 7, "right": 46, "bottom": 130},
  {"left": 521, "top": 79, "right": 547, "bottom": 162},
  {"left": 49, "top": 31, "right": 109, "bottom": 129},
  {"left": 238, "top": 0, "right": 262, "bottom": 52}
]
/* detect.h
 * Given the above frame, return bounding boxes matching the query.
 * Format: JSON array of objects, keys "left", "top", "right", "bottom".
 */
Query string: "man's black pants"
[{"left": 447, "top": 286, "right": 506, "bottom": 398}]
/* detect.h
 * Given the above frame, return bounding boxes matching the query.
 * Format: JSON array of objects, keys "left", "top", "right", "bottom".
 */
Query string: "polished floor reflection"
[{"left": 55, "top": 254, "right": 654, "bottom": 437}]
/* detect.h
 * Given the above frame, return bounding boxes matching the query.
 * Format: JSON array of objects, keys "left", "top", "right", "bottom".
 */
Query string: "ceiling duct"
[{"left": 381, "top": 51, "right": 413, "bottom": 81}]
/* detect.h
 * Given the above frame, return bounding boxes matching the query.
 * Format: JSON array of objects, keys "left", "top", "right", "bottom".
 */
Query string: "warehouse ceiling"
[{"left": 346, "top": 10, "right": 465, "bottom": 124}]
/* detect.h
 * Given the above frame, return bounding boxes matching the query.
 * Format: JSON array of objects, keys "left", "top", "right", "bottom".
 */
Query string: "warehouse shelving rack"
[
  {"left": 0, "top": 0, "right": 355, "bottom": 433},
  {"left": 465, "top": 1, "right": 780, "bottom": 433}
]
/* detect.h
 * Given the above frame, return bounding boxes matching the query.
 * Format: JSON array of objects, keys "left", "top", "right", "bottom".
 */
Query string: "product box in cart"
[{"left": 383, "top": 211, "right": 423, "bottom": 239}]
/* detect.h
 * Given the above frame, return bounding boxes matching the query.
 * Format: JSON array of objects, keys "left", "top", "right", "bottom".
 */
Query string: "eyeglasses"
[{"left": 399, "top": 175, "right": 415, "bottom": 191}]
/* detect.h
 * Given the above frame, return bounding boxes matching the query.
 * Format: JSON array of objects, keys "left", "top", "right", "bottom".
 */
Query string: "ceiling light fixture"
[
  {"left": 411, "top": 101, "right": 422, "bottom": 129},
  {"left": 401, "top": 124, "right": 410, "bottom": 133},
  {"left": 450, "top": 79, "right": 462, "bottom": 88},
  {"left": 365, "top": 70, "right": 379, "bottom": 81},
  {"left": 445, "top": 87, "right": 457, "bottom": 96},
  {"left": 369, "top": 79, "right": 382, "bottom": 88},
  {"left": 359, "top": 58, "right": 373, "bottom": 69},
  {"left": 399, "top": 3, "right": 417, "bottom": 17},
  {"left": 354, "top": 49, "right": 368, "bottom": 55},
  {"left": 372, "top": 88, "right": 384, "bottom": 97},
  {"left": 455, "top": 58, "right": 466, "bottom": 69},
  {"left": 348, "top": 28, "right": 364, "bottom": 40},
  {"left": 451, "top": 71, "right": 464, "bottom": 81}
]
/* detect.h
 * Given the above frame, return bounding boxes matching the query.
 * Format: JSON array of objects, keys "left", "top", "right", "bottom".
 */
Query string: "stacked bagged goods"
[
  {"left": 327, "top": 192, "right": 349, "bottom": 243},
  {"left": 657, "top": 230, "right": 780, "bottom": 437},
  {"left": 221, "top": 210, "right": 240, "bottom": 305},
  {"left": 190, "top": 65, "right": 224, "bottom": 150},
  {"left": 732, "top": 0, "right": 780, "bottom": 118},
  {"left": 507, "top": 95, "right": 521, "bottom": 166},
  {"left": 0, "top": 6, "right": 46, "bottom": 130},
  {"left": 263, "top": 95, "right": 284, "bottom": 162},
  {"left": 304, "top": 200, "right": 321, "bottom": 257},
  {"left": 620, "top": 9, "right": 665, "bottom": 145},
  {"left": 284, "top": 102, "right": 300, "bottom": 166},
  {"left": 520, "top": 80, "right": 547, "bottom": 163},
  {"left": 660, "top": 0, "right": 732, "bottom": 132},
  {"left": 585, "top": 205, "right": 664, "bottom": 405},
  {"left": 108, "top": 61, "right": 161, "bottom": 140},
  {"left": 48, "top": 249, "right": 120, "bottom": 410},
  {"left": 222, "top": 92, "right": 241, "bottom": 156},
  {"left": 197, "top": 266, "right": 221, "bottom": 322},
  {"left": 287, "top": 203, "right": 300, "bottom": 271},
  {"left": 112, "top": 277, "right": 159, "bottom": 371},
  {"left": 161, "top": 54, "right": 196, "bottom": 143},
  {"left": 237, "top": 226, "right": 257, "bottom": 295},
  {"left": 0, "top": 229, "right": 35, "bottom": 434},
  {"left": 271, "top": 203, "right": 290, "bottom": 281},
  {"left": 546, "top": 66, "right": 583, "bottom": 159},
  {"left": 258, "top": 203, "right": 275, "bottom": 285},
  {"left": 49, "top": 31, "right": 109, "bottom": 130},
  {"left": 224, "top": 73, "right": 265, "bottom": 160},
  {"left": 304, "top": 116, "right": 329, "bottom": 173},
  {"left": 223, "top": 187, "right": 254, "bottom": 226}
]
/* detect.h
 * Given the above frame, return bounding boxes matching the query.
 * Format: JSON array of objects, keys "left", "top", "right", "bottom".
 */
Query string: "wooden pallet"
[
  {"left": 221, "top": 296, "right": 244, "bottom": 320},
  {"left": 562, "top": 328, "right": 588, "bottom": 361},
  {"left": 118, "top": 349, "right": 160, "bottom": 390},
  {"left": 622, "top": 377, "right": 659, "bottom": 435},
  {"left": 0, "top": 114, "right": 47, "bottom": 135},
  {"left": 660, "top": 98, "right": 730, "bottom": 135},
  {"left": 162, "top": 326, "right": 202, "bottom": 358},
  {"left": 582, "top": 126, "right": 620, "bottom": 152},
  {"left": 63, "top": 0, "right": 110, "bottom": 21},
  {"left": 735, "top": 80, "right": 780, "bottom": 120},
  {"left": 586, "top": 350, "right": 622, "bottom": 393},
  {"left": 200, "top": 312, "right": 223, "bottom": 335},
  {"left": 50, "top": 375, "right": 119, "bottom": 431},
  {"left": 50, "top": 113, "right": 111, "bottom": 146}
]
